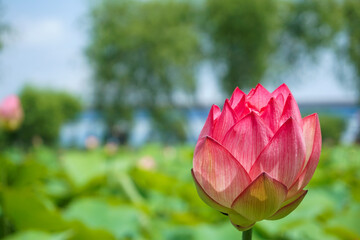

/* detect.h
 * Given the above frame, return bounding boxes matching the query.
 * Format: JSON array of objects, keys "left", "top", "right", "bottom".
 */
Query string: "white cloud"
[
  {"left": 4, "top": 18, "right": 67, "bottom": 48},
  {"left": 21, "top": 19, "right": 65, "bottom": 46}
]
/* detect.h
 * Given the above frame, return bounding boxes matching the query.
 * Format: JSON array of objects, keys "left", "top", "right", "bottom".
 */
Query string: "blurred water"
[
  {"left": 60, "top": 104, "right": 359, "bottom": 147},
  {"left": 60, "top": 111, "right": 106, "bottom": 148},
  {"left": 341, "top": 110, "right": 360, "bottom": 144}
]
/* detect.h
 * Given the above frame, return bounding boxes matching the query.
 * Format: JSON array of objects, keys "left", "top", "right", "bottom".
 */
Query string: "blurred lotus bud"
[
  {"left": 0, "top": 95, "right": 24, "bottom": 131},
  {"left": 104, "top": 141, "right": 118, "bottom": 156},
  {"left": 192, "top": 83, "right": 321, "bottom": 231},
  {"left": 85, "top": 135, "right": 99, "bottom": 150},
  {"left": 163, "top": 146, "right": 176, "bottom": 160},
  {"left": 137, "top": 156, "right": 156, "bottom": 171}
]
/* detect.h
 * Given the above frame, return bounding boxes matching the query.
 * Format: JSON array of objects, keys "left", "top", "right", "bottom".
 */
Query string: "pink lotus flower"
[
  {"left": 0, "top": 95, "right": 23, "bottom": 131},
  {"left": 192, "top": 84, "right": 321, "bottom": 231}
]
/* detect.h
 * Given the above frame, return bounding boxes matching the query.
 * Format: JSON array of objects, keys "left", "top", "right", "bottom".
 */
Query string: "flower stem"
[{"left": 242, "top": 228, "right": 252, "bottom": 240}]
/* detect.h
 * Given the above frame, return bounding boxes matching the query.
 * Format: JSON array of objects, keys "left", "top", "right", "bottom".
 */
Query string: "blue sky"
[
  {"left": 0, "top": 0, "right": 90, "bottom": 99},
  {"left": 0, "top": 0, "right": 357, "bottom": 104}
]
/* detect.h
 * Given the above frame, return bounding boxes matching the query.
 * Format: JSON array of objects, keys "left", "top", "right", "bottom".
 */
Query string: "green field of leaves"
[{"left": 0, "top": 144, "right": 359, "bottom": 240}]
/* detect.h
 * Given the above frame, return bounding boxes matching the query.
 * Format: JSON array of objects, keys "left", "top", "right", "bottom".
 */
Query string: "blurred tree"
[
  {"left": 279, "top": 0, "right": 360, "bottom": 95},
  {"left": 87, "top": 0, "right": 360, "bottom": 143},
  {"left": 0, "top": 4, "right": 8, "bottom": 51},
  {"left": 205, "top": 0, "right": 281, "bottom": 94},
  {"left": 319, "top": 115, "right": 346, "bottom": 145},
  {"left": 283, "top": 0, "right": 343, "bottom": 51},
  {"left": 0, "top": 86, "right": 82, "bottom": 147},
  {"left": 87, "top": 0, "right": 200, "bottom": 143},
  {"left": 342, "top": 0, "right": 360, "bottom": 94}
]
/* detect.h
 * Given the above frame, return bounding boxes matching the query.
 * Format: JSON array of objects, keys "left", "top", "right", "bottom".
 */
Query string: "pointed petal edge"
[
  {"left": 228, "top": 213, "right": 254, "bottom": 227},
  {"left": 249, "top": 117, "right": 306, "bottom": 187},
  {"left": 266, "top": 190, "right": 307, "bottom": 220},
  {"left": 230, "top": 221, "right": 255, "bottom": 232},
  {"left": 231, "top": 172, "right": 287, "bottom": 221}
]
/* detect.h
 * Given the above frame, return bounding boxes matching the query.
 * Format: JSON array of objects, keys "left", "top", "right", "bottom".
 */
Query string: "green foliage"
[
  {"left": 204, "top": 0, "right": 353, "bottom": 94},
  {"left": 87, "top": 0, "right": 200, "bottom": 141},
  {"left": 205, "top": 0, "right": 281, "bottom": 93},
  {"left": 150, "top": 108, "right": 188, "bottom": 143},
  {"left": 0, "top": 4, "right": 8, "bottom": 52},
  {"left": 318, "top": 115, "right": 346, "bottom": 144},
  {"left": 284, "top": 0, "right": 344, "bottom": 50},
  {"left": 0, "top": 144, "right": 359, "bottom": 239},
  {"left": 342, "top": 0, "right": 360, "bottom": 93},
  {"left": 86, "top": 0, "right": 360, "bottom": 142},
  {"left": 0, "top": 86, "right": 82, "bottom": 147}
]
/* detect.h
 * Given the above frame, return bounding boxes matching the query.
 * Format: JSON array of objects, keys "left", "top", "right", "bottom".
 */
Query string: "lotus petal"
[
  {"left": 302, "top": 113, "right": 322, "bottom": 168},
  {"left": 233, "top": 95, "right": 251, "bottom": 119},
  {"left": 280, "top": 94, "right": 303, "bottom": 127},
  {"left": 249, "top": 118, "right": 306, "bottom": 188},
  {"left": 191, "top": 169, "right": 232, "bottom": 214},
  {"left": 267, "top": 190, "right": 307, "bottom": 220},
  {"left": 193, "top": 137, "right": 251, "bottom": 207},
  {"left": 198, "top": 104, "right": 221, "bottom": 140},
  {"left": 271, "top": 83, "right": 291, "bottom": 104},
  {"left": 231, "top": 221, "right": 255, "bottom": 232},
  {"left": 228, "top": 212, "right": 254, "bottom": 227},
  {"left": 231, "top": 173, "right": 287, "bottom": 221},
  {"left": 246, "top": 84, "right": 271, "bottom": 111},
  {"left": 260, "top": 97, "right": 282, "bottom": 133},
  {"left": 222, "top": 112, "right": 273, "bottom": 172},
  {"left": 230, "top": 87, "right": 245, "bottom": 109},
  {"left": 247, "top": 88, "right": 255, "bottom": 98},
  {"left": 212, "top": 99, "right": 238, "bottom": 141},
  {"left": 288, "top": 114, "right": 321, "bottom": 197}
]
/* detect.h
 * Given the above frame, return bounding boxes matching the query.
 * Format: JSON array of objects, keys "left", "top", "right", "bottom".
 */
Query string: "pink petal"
[
  {"left": 249, "top": 118, "right": 306, "bottom": 188},
  {"left": 222, "top": 112, "right": 273, "bottom": 172},
  {"left": 229, "top": 87, "right": 245, "bottom": 109},
  {"left": 197, "top": 104, "right": 221, "bottom": 140},
  {"left": 280, "top": 94, "right": 303, "bottom": 127},
  {"left": 231, "top": 173, "right": 287, "bottom": 221},
  {"left": 191, "top": 169, "right": 232, "bottom": 214},
  {"left": 193, "top": 137, "right": 251, "bottom": 208},
  {"left": 288, "top": 113, "right": 321, "bottom": 197},
  {"left": 271, "top": 83, "right": 291, "bottom": 102},
  {"left": 260, "top": 97, "right": 282, "bottom": 133},
  {"left": 212, "top": 99, "right": 238, "bottom": 142},
  {"left": 267, "top": 190, "right": 307, "bottom": 220},
  {"left": 247, "top": 88, "right": 255, "bottom": 98},
  {"left": 246, "top": 84, "right": 271, "bottom": 111},
  {"left": 302, "top": 113, "right": 321, "bottom": 167},
  {"left": 275, "top": 94, "right": 285, "bottom": 108},
  {"left": 233, "top": 95, "right": 251, "bottom": 119}
]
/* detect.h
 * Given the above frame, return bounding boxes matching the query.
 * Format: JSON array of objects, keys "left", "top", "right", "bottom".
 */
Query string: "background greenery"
[
  {"left": 0, "top": 87, "right": 82, "bottom": 148},
  {"left": 0, "top": 143, "right": 359, "bottom": 240},
  {"left": 86, "top": 0, "right": 360, "bottom": 143},
  {"left": 0, "top": 0, "right": 359, "bottom": 239}
]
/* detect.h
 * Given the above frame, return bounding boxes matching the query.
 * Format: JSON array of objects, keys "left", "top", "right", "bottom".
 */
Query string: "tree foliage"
[
  {"left": 87, "top": 0, "right": 360, "bottom": 142},
  {"left": 0, "top": 86, "right": 82, "bottom": 147},
  {"left": 205, "top": 0, "right": 281, "bottom": 94},
  {"left": 87, "top": 0, "right": 200, "bottom": 134},
  {"left": 342, "top": 0, "right": 360, "bottom": 93}
]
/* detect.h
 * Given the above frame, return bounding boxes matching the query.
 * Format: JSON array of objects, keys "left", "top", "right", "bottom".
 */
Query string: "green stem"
[{"left": 242, "top": 228, "right": 252, "bottom": 240}]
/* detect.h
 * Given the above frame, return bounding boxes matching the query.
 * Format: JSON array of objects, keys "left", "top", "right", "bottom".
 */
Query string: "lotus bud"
[
  {"left": 0, "top": 95, "right": 24, "bottom": 131},
  {"left": 192, "top": 84, "right": 321, "bottom": 231}
]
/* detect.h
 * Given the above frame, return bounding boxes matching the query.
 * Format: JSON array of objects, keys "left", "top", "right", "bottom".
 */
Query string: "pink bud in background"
[
  {"left": 192, "top": 83, "right": 321, "bottom": 231},
  {"left": 85, "top": 135, "right": 99, "bottom": 150},
  {"left": 0, "top": 95, "right": 24, "bottom": 131},
  {"left": 104, "top": 141, "right": 118, "bottom": 156},
  {"left": 137, "top": 156, "right": 156, "bottom": 171}
]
